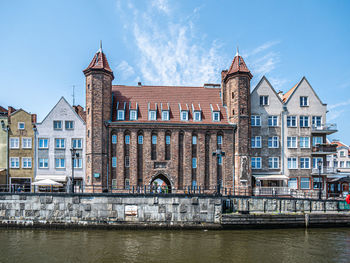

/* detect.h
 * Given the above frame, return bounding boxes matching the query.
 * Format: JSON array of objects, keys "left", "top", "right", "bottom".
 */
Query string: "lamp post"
[
  {"left": 70, "top": 148, "right": 79, "bottom": 193},
  {"left": 317, "top": 160, "right": 322, "bottom": 200},
  {"left": 1, "top": 120, "right": 9, "bottom": 192}
]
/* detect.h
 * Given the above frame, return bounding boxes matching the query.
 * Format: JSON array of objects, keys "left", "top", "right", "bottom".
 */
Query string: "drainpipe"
[
  {"left": 105, "top": 121, "right": 110, "bottom": 192},
  {"left": 32, "top": 125, "right": 37, "bottom": 192},
  {"left": 6, "top": 125, "right": 9, "bottom": 191},
  {"left": 281, "top": 106, "right": 287, "bottom": 185}
]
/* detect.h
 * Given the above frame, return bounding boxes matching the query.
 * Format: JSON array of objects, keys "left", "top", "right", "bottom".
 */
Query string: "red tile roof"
[
  {"left": 282, "top": 83, "right": 298, "bottom": 103},
  {"left": 0, "top": 106, "right": 7, "bottom": 113},
  {"left": 111, "top": 85, "right": 229, "bottom": 124},
  {"left": 225, "top": 55, "right": 252, "bottom": 79},
  {"left": 83, "top": 50, "right": 113, "bottom": 76}
]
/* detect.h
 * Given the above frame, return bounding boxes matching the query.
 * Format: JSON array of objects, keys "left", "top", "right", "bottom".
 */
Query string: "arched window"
[
  {"left": 165, "top": 131, "right": 171, "bottom": 160},
  {"left": 151, "top": 132, "right": 157, "bottom": 160}
]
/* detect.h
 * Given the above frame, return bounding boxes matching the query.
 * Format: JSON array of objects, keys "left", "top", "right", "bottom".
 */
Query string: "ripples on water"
[{"left": 0, "top": 228, "right": 350, "bottom": 263}]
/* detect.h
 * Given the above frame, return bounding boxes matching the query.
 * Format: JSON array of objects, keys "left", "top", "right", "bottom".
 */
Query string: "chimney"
[
  {"left": 8, "top": 106, "right": 16, "bottom": 116},
  {"left": 277, "top": 91, "right": 284, "bottom": 100},
  {"left": 31, "top": 114, "right": 37, "bottom": 124}
]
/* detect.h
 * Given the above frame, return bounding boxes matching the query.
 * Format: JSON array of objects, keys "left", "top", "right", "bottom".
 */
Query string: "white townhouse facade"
[
  {"left": 251, "top": 76, "right": 337, "bottom": 196},
  {"left": 35, "top": 97, "right": 86, "bottom": 190}
]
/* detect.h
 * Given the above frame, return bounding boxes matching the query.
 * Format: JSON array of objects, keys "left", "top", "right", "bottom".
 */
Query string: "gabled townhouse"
[
  {"left": 35, "top": 97, "right": 86, "bottom": 191},
  {"left": 251, "top": 76, "right": 337, "bottom": 197},
  {"left": 8, "top": 107, "right": 37, "bottom": 191}
]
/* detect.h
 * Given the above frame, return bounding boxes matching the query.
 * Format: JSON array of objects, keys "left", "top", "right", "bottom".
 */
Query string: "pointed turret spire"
[
  {"left": 83, "top": 42, "right": 114, "bottom": 79},
  {"left": 224, "top": 47, "right": 252, "bottom": 80}
]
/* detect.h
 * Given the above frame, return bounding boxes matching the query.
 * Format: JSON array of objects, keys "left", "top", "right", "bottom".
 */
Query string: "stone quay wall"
[{"left": 0, "top": 193, "right": 349, "bottom": 229}]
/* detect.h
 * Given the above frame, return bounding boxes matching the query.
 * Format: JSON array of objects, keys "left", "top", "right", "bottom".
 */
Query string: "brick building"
[{"left": 83, "top": 47, "right": 252, "bottom": 194}]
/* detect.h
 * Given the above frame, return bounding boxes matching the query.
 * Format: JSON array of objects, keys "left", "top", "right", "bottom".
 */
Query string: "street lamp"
[
  {"left": 70, "top": 148, "right": 79, "bottom": 193},
  {"left": 317, "top": 160, "right": 322, "bottom": 199}
]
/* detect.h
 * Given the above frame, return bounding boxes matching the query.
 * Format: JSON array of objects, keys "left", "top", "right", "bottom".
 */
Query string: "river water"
[{"left": 1, "top": 228, "right": 350, "bottom": 263}]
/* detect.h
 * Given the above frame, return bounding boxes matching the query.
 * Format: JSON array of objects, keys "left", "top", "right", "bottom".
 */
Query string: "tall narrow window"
[
  {"left": 151, "top": 133, "right": 157, "bottom": 160},
  {"left": 137, "top": 131, "right": 143, "bottom": 186},
  {"left": 165, "top": 132, "right": 171, "bottom": 160},
  {"left": 125, "top": 135, "right": 130, "bottom": 144},
  {"left": 112, "top": 135, "right": 117, "bottom": 144}
]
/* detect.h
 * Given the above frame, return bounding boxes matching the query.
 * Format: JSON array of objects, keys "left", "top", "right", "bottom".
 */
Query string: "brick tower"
[
  {"left": 83, "top": 44, "right": 114, "bottom": 190},
  {"left": 221, "top": 50, "right": 253, "bottom": 195}
]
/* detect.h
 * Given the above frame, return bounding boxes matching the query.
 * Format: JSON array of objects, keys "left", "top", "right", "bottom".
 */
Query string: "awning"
[
  {"left": 329, "top": 176, "right": 350, "bottom": 183},
  {"left": 35, "top": 175, "right": 67, "bottom": 182},
  {"left": 253, "top": 174, "right": 288, "bottom": 181},
  {"left": 32, "top": 179, "right": 63, "bottom": 186}
]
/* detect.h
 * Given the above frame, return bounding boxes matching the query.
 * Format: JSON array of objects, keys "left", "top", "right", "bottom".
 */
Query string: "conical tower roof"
[{"left": 225, "top": 49, "right": 252, "bottom": 80}]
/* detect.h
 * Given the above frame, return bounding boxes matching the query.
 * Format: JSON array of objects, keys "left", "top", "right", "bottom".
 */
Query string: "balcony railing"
[
  {"left": 253, "top": 187, "right": 291, "bottom": 196},
  {"left": 312, "top": 144, "right": 337, "bottom": 154},
  {"left": 312, "top": 166, "right": 337, "bottom": 174},
  {"left": 312, "top": 123, "right": 337, "bottom": 133}
]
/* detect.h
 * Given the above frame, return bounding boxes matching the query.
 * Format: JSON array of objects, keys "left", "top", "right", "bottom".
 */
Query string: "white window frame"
[
  {"left": 217, "top": 135, "right": 223, "bottom": 145},
  {"left": 268, "top": 116, "right": 278, "bottom": 127},
  {"left": 53, "top": 120, "right": 62, "bottom": 130},
  {"left": 192, "top": 135, "right": 197, "bottom": 145},
  {"left": 300, "top": 116, "right": 309, "bottom": 127},
  {"left": 10, "top": 137, "right": 19, "bottom": 149},
  {"left": 251, "top": 115, "right": 261, "bottom": 126},
  {"left": 125, "top": 156, "right": 130, "bottom": 167},
  {"left": 312, "top": 116, "right": 322, "bottom": 128},
  {"left": 181, "top": 111, "right": 188, "bottom": 121},
  {"left": 18, "top": 122, "right": 25, "bottom": 130},
  {"left": 287, "top": 157, "right": 298, "bottom": 169},
  {"left": 22, "top": 138, "right": 32, "bottom": 149},
  {"left": 161, "top": 110, "right": 169, "bottom": 121},
  {"left": 10, "top": 157, "right": 19, "bottom": 168},
  {"left": 72, "top": 138, "right": 82, "bottom": 149},
  {"left": 251, "top": 157, "right": 262, "bottom": 169},
  {"left": 117, "top": 110, "right": 125, "bottom": 120},
  {"left": 268, "top": 136, "right": 279, "bottom": 148},
  {"left": 212, "top": 111, "right": 220, "bottom": 122},
  {"left": 73, "top": 158, "right": 82, "bottom": 168},
  {"left": 38, "top": 158, "right": 49, "bottom": 169},
  {"left": 55, "top": 158, "right": 65, "bottom": 169},
  {"left": 300, "top": 157, "right": 310, "bottom": 169},
  {"left": 55, "top": 138, "right": 65, "bottom": 149},
  {"left": 287, "top": 136, "right": 297, "bottom": 148},
  {"left": 268, "top": 157, "right": 279, "bottom": 169},
  {"left": 300, "top": 137, "right": 310, "bottom": 148},
  {"left": 65, "top": 120, "right": 74, "bottom": 130},
  {"left": 259, "top": 95, "right": 269, "bottom": 106},
  {"left": 38, "top": 138, "right": 49, "bottom": 149},
  {"left": 300, "top": 96, "right": 309, "bottom": 107},
  {"left": 252, "top": 136, "right": 262, "bottom": 148},
  {"left": 130, "top": 110, "right": 137, "bottom": 121},
  {"left": 194, "top": 111, "right": 201, "bottom": 121},
  {"left": 22, "top": 157, "right": 32, "bottom": 169},
  {"left": 287, "top": 116, "right": 297, "bottom": 127},
  {"left": 148, "top": 110, "right": 157, "bottom": 121},
  {"left": 340, "top": 151, "right": 345, "bottom": 157}
]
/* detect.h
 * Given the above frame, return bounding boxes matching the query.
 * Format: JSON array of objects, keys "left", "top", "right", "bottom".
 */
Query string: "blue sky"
[{"left": 1, "top": 0, "right": 349, "bottom": 144}]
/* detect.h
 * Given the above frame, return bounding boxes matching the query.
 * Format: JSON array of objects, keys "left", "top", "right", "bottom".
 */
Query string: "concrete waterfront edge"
[{"left": 0, "top": 193, "right": 349, "bottom": 230}]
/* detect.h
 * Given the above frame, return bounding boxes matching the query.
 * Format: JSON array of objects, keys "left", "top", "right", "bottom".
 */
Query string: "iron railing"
[
  {"left": 311, "top": 123, "right": 337, "bottom": 132},
  {"left": 311, "top": 166, "right": 337, "bottom": 174},
  {"left": 253, "top": 187, "right": 290, "bottom": 196}
]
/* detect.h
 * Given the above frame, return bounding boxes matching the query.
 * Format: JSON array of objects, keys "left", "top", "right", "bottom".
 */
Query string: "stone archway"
[{"left": 150, "top": 174, "right": 172, "bottom": 193}]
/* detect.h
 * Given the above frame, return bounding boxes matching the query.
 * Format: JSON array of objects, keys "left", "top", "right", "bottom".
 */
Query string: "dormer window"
[
  {"left": 212, "top": 112, "right": 220, "bottom": 122},
  {"left": 181, "top": 111, "right": 188, "bottom": 121},
  {"left": 193, "top": 111, "right": 201, "bottom": 121},
  {"left": 130, "top": 110, "right": 137, "bottom": 121},
  {"left": 162, "top": 110, "right": 169, "bottom": 121},
  {"left": 149, "top": 110, "right": 157, "bottom": 120},
  {"left": 117, "top": 110, "right": 125, "bottom": 120}
]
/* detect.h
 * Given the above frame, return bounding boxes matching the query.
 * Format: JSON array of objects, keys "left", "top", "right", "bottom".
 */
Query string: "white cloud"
[
  {"left": 244, "top": 41, "right": 280, "bottom": 58},
  {"left": 116, "top": 60, "right": 135, "bottom": 80},
  {"left": 328, "top": 99, "right": 350, "bottom": 110},
  {"left": 151, "top": 0, "right": 170, "bottom": 15}
]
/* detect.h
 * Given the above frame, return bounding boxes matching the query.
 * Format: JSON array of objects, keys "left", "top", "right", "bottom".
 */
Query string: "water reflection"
[{"left": 0, "top": 228, "right": 350, "bottom": 263}]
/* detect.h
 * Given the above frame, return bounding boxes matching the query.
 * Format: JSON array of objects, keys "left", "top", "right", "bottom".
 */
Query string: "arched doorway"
[{"left": 150, "top": 174, "right": 172, "bottom": 193}]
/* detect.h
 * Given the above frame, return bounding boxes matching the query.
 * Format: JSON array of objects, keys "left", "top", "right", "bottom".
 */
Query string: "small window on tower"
[{"left": 232, "top": 92, "right": 234, "bottom": 99}]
